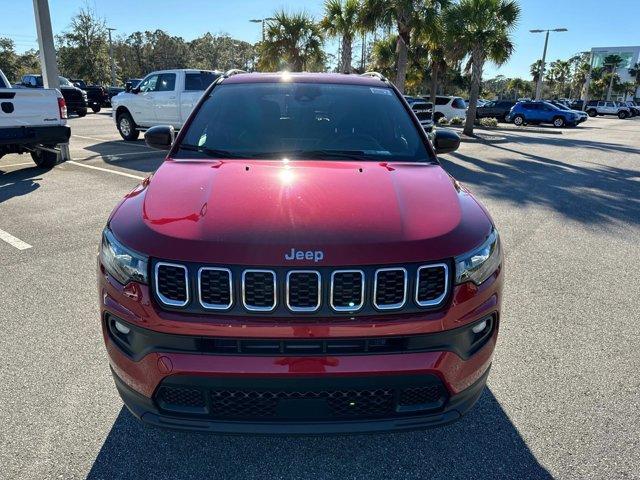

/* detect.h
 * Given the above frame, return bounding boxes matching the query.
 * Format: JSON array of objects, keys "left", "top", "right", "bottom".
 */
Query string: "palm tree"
[
  {"left": 445, "top": 0, "right": 520, "bottom": 136},
  {"left": 530, "top": 59, "right": 543, "bottom": 83},
  {"left": 627, "top": 62, "right": 639, "bottom": 98},
  {"left": 369, "top": 34, "right": 398, "bottom": 79},
  {"left": 548, "top": 59, "right": 570, "bottom": 97},
  {"left": 320, "top": 0, "right": 361, "bottom": 73},
  {"left": 258, "top": 11, "right": 325, "bottom": 71},
  {"left": 507, "top": 77, "right": 526, "bottom": 100},
  {"left": 415, "top": 6, "right": 450, "bottom": 105},
  {"left": 603, "top": 54, "right": 623, "bottom": 100},
  {"left": 361, "top": 0, "right": 448, "bottom": 93}
]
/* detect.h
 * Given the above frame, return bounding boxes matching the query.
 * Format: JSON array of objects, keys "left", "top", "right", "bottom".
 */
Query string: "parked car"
[
  {"left": 112, "top": 69, "right": 221, "bottom": 140},
  {"left": 505, "top": 100, "right": 581, "bottom": 127},
  {"left": 98, "top": 71, "right": 503, "bottom": 433},
  {"left": 107, "top": 86, "right": 125, "bottom": 106},
  {"left": 621, "top": 101, "right": 639, "bottom": 116},
  {"left": 569, "top": 99, "right": 584, "bottom": 111},
  {"left": 404, "top": 96, "right": 434, "bottom": 132},
  {"left": 0, "top": 69, "right": 70, "bottom": 168},
  {"left": 548, "top": 100, "right": 588, "bottom": 124},
  {"left": 584, "top": 100, "right": 630, "bottom": 119},
  {"left": 124, "top": 78, "right": 142, "bottom": 92},
  {"left": 427, "top": 95, "right": 467, "bottom": 122},
  {"left": 17, "top": 74, "right": 88, "bottom": 117},
  {"left": 475, "top": 100, "right": 516, "bottom": 121},
  {"left": 71, "top": 79, "right": 109, "bottom": 113}
]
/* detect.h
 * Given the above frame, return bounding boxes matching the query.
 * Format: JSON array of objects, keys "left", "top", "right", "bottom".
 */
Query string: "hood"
[{"left": 110, "top": 159, "right": 492, "bottom": 266}]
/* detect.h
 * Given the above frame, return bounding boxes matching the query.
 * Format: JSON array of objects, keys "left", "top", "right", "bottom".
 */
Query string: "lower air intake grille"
[{"left": 156, "top": 386, "right": 205, "bottom": 409}]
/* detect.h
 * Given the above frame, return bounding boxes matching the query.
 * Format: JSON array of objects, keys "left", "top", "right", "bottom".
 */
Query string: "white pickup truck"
[
  {"left": 111, "top": 69, "right": 220, "bottom": 141},
  {"left": 0, "top": 69, "right": 70, "bottom": 168}
]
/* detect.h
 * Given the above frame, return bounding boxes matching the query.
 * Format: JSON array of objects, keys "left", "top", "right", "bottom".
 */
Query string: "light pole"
[
  {"left": 249, "top": 18, "right": 275, "bottom": 42},
  {"left": 107, "top": 27, "right": 116, "bottom": 87},
  {"left": 530, "top": 28, "right": 567, "bottom": 100}
]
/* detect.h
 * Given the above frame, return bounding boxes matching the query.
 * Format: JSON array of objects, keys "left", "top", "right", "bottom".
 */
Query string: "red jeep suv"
[{"left": 98, "top": 72, "right": 503, "bottom": 433}]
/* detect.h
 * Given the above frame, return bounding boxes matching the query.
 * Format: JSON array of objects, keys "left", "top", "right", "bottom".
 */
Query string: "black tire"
[
  {"left": 30, "top": 146, "right": 58, "bottom": 169},
  {"left": 618, "top": 111, "right": 627, "bottom": 119},
  {"left": 91, "top": 105, "right": 101, "bottom": 113},
  {"left": 513, "top": 114, "right": 525, "bottom": 126},
  {"left": 552, "top": 116, "right": 565, "bottom": 128},
  {"left": 117, "top": 111, "right": 140, "bottom": 141},
  {"left": 587, "top": 109, "right": 597, "bottom": 117},
  {"left": 76, "top": 108, "right": 87, "bottom": 117},
  {"left": 433, "top": 112, "right": 444, "bottom": 122}
]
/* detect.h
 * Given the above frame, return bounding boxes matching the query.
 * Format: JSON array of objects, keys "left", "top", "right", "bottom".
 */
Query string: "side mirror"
[
  {"left": 125, "top": 82, "right": 132, "bottom": 93},
  {"left": 145, "top": 125, "right": 174, "bottom": 150},
  {"left": 433, "top": 128, "right": 460, "bottom": 155}
]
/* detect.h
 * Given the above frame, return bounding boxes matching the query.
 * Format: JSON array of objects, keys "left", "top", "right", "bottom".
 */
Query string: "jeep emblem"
[{"left": 284, "top": 248, "right": 324, "bottom": 262}]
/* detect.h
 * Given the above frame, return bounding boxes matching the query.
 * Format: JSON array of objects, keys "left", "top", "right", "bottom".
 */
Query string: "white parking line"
[
  {"left": 0, "top": 162, "right": 34, "bottom": 168},
  {"left": 72, "top": 134, "right": 151, "bottom": 149},
  {"left": 66, "top": 161, "right": 145, "bottom": 180},
  {"left": 0, "top": 228, "right": 32, "bottom": 250}
]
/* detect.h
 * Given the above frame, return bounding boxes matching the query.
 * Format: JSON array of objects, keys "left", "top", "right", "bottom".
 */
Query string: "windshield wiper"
[{"left": 178, "top": 144, "right": 242, "bottom": 159}]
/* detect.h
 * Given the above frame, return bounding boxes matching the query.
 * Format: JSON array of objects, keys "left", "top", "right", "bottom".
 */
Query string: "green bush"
[
  {"left": 449, "top": 116, "right": 464, "bottom": 125},
  {"left": 479, "top": 117, "right": 498, "bottom": 127},
  {"left": 437, "top": 116, "right": 450, "bottom": 125}
]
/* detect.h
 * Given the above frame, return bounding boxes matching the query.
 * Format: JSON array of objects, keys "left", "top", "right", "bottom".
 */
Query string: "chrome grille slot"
[
  {"left": 416, "top": 264, "right": 448, "bottom": 306},
  {"left": 373, "top": 268, "right": 407, "bottom": 310},
  {"left": 286, "top": 270, "right": 321, "bottom": 312},
  {"left": 242, "top": 270, "right": 276, "bottom": 311},
  {"left": 198, "top": 267, "right": 232, "bottom": 310},
  {"left": 155, "top": 262, "right": 189, "bottom": 307},
  {"left": 330, "top": 270, "right": 364, "bottom": 311}
]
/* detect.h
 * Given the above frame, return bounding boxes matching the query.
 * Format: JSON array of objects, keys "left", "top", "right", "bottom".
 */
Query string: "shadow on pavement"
[
  {"left": 0, "top": 166, "right": 46, "bottom": 204},
  {"left": 80, "top": 139, "right": 165, "bottom": 174},
  {"left": 441, "top": 134, "right": 640, "bottom": 226},
  {"left": 87, "top": 389, "right": 551, "bottom": 480}
]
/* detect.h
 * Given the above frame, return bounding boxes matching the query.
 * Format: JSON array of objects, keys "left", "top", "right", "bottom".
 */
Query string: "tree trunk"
[
  {"left": 464, "top": 48, "right": 484, "bottom": 137},
  {"left": 340, "top": 34, "right": 353, "bottom": 73},
  {"left": 395, "top": 29, "right": 409, "bottom": 93},
  {"left": 430, "top": 60, "right": 438, "bottom": 106}
]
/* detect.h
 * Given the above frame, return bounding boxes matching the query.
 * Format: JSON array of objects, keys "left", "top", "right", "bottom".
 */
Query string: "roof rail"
[
  {"left": 223, "top": 69, "right": 247, "bottom": 78},
  {"left": 360, "top": 71, "right": 388, "bottom": 82}
]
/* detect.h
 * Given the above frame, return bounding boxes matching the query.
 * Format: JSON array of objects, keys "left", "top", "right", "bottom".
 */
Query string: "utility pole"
[
  {"left": 107, "top": 27, "right": 116, "bottom": 87},
  {"left": 32, "top": 0, "right": 59, "bottom": 89},
  {"left": 530, "top": 28, "right": 567, "bottom": 100},
  {"left": 249, "top": 18, "right": 275, "bottom": 42}
]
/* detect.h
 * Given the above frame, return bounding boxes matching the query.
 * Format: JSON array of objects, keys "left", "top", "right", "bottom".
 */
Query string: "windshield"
[
  {"left": 59, "top": 76, "right": 72, "bottom": 86},
  {"left": 178, "top": 82, "right": 433, "bottom": 162}
]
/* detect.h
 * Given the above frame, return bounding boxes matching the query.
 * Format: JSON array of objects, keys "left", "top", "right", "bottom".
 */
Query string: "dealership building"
[{"left": 590, "top": 45, "right": 640, "bottom": 100}]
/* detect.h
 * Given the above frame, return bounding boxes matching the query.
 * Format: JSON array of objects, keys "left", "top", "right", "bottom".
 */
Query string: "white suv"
[{"left": 433, "top": 96, "right": 467, "bottom": 121}]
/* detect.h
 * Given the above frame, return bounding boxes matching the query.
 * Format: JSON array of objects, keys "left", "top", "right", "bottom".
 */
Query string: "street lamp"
[
  {"left": 530, "top": 28, "right": 568, "bottom": 100},
  {"left": 249, "top": 18, "right": 275, "bottom": 42}
]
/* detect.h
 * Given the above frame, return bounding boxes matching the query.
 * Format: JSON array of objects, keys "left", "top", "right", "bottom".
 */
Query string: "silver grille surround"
[
  {"left": 330, "top": 269, "right": 365, "bottom": 312},
  {"left": 242, "top": 269, "right": 277, "bottom": 312},
  {"left": 198, "top": 267, "right": 233, "bottom": 310},
  {"left": 415, "top": 263, "right": 449, "bottom": 307},
  {"left": 373, "top": 267, "right": 408, "bottom": 310},
  {"left": 155, "top": 262, "right": 189, "bottom": 307},
  {"left": 286, "top": 270, "right": 321, "bottom": 312}
]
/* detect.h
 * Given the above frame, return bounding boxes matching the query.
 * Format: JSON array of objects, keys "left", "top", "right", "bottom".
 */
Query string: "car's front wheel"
[
  {"left": 117, "top": 112, "right": 140, "bottom": 141},
  {"left": 553, "top": 116, "right": 565, "bottom": 128},
  {"left": 91, "top": 105, "right": 101, "bottom": 113},
  {"left": 587, "top": 109, "right": 597, "bottom": 117},
  {"left": 76, "top": 108, "right": 87, "bottom": 117},
  {"left": 513, "top": 114, "right": 525, "bottom": 126},
  {"left": 618, "top": 111, "right": 628, "bottom": 119}
]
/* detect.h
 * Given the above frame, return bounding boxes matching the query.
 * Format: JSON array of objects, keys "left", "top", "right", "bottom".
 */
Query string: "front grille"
[
  {"left": 287, "top": 271, "right": 320, "bottom": 311},
  {"left": 152, "top": 261, "right": 450, "bottom": 315},
  {"left": 374, "top": 268, "right": 407, "bottom": 309},
  {"left": 155, "top": 263, "right": 188, "bottom": 306},
  {"left": 242, "top": 270, "right": 276, "bottom": 311},
  {"left": 154, "top": 381, "right": 447, "bottom": 421}
]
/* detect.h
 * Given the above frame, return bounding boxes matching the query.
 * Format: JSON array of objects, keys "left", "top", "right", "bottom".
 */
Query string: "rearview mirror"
[
  {"left": 145, "top": 125, "right": 175, "bottom": 150},
  {"left": 433, "top": 128, "right": 460, "bottom": 155}
]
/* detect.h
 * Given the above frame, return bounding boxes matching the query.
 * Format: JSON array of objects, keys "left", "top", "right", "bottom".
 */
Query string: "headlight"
[
  {"left": 455, "top": 229, "right": 501, "bottom": 285},
  {"left": 100, "top": 227, "right": 148, "bottom": 285}
]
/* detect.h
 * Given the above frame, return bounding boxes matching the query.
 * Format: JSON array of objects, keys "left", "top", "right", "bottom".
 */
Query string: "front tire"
[
  {"left": 91, "top": 105, "right": 101, "bottom": 113},
  {"left": 618, "top": 111, "right": 628, "bottom": 119},
  {"left": 587, "top": 109, "right": 597, "bottom": 117},
  {"left": 117, "top": 112, "right": 140, "bottom": 141},
  {"left": 553, "top": 116, "right": 565, "bottom": 128},
  {"left": 76, "top": 108, "right": 87, "bottom": 117},
  {"left": 30, "top": 146, "right": 58, "bottom": 169},
  {"left": 513, "top": 114, "right": 525, "bottom": 126}
]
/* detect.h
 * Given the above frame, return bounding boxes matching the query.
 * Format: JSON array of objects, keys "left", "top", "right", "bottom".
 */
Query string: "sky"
[{"left": 3, "top": 0, "right": 640, "bottom": 80}]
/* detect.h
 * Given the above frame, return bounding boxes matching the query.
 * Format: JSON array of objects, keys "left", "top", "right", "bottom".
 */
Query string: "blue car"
[{"left": 505, "top": 101, "right": 581, "bottom": 127}]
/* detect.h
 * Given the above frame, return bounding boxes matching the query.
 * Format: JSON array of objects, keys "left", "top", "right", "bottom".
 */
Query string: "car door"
[
  {"left": 604, "top": 101, "right": 616, "bottom": 114},
  {"left": 131, "top": 74, "right": 159, "bottom": 126},
  {"left": 154, "top": 73, "right": 179, "bottom": 125},
  {"left": 479, "top": 101, "right": 494, "bottom": 117}
]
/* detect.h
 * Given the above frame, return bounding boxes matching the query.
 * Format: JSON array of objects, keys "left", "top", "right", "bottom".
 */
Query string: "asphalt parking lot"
[{"left": 1, "top": 111, "right": 639, "bottom": 479}]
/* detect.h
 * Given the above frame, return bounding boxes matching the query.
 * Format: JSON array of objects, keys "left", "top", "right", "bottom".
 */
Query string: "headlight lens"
[
  {"left": 455, "top": 229, "right": 501, "bottom": 285},
  {"left": 100, "top": 227, "right": 148, "bottom": 285}
]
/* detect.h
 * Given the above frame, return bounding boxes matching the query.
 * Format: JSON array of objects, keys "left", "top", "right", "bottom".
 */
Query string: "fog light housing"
[
  {"left": 114, "top": 321, "right": 130, "bottom": 335},
  {"left": 472, "top": 320, "right": 487, "bottom": 334}
]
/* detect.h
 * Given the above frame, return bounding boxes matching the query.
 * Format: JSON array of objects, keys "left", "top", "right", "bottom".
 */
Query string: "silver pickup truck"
[{"left": 0, "top": 69, "right": 70, "bottom": 168}]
